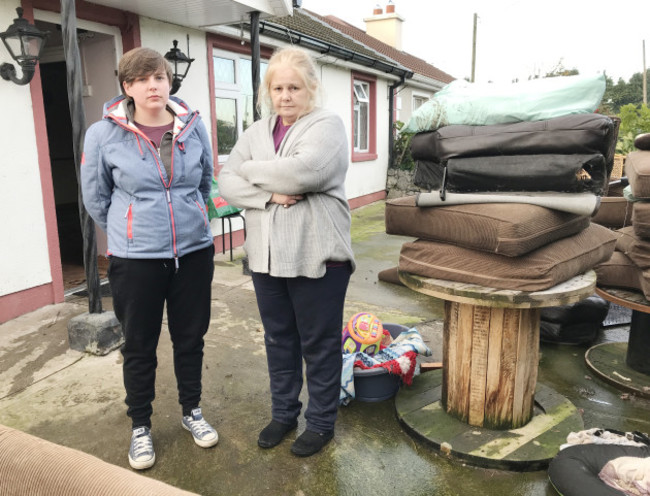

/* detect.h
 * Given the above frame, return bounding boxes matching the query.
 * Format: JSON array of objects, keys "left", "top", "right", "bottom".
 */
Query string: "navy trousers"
[
  {"left": 252, "top": 263, "right": 351, "bottom": 434},
  {"left": 108, "top": 245, "right": 214, "bottom": 428}
]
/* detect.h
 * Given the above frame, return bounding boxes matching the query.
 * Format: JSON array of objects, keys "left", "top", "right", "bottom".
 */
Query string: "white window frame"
[
  {"left": 412, "top": 92, "right": 429, "bottom": 113},
  {"left": 213, "top": 50, "right": 268, "bottom": 163},
  {"left": 353, "top": 80, "right": 370, "bottom": 153}
]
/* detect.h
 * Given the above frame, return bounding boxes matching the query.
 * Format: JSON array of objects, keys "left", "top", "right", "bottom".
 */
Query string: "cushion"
[
  {"left": 541, "top": 294, "right": 610, "bottom": 324},
  {"left": 635, "top": 133, "right": 650, "bottom": 151},
  {"left": 595, "top": 251, "right": 644, "bottom": 293},
  {"left": 377, "top": 266, "right": 404, "bottom": 286},
  {"left": 624, "top": 151, "right": 650, "bottom": 198},
  {"left": 0, "top": 424, "right": 198, "bottom": 496},
  {"left": 615, "top": 226, "right": 650, "bottom": 268},
  {"left": 385, "top": 196, "right": 590, "bottom": 257},
  {"left": 590, "top": 197, "right": 632, "bottom": 229},
  {"left": 398, "top": 223, "right": 616, "bottom": 291},
  {"left": 632, "top": 201, "right": 650, "bottom": 238}
]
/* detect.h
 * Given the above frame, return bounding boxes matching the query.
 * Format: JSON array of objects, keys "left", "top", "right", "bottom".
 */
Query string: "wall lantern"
[
  {"left": 0, "top": 7, "right": 49, "bottom": 85},
  {"left": 164, "top": 39, "right": 194, "bottom": 95}
]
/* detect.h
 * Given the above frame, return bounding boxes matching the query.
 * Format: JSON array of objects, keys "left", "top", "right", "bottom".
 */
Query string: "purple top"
[
  {"left": 136, "top": 121, "right": 174, "bottom": 148},
  {"left": 273, "top": 116, "right": 292, "bottom": 152}
]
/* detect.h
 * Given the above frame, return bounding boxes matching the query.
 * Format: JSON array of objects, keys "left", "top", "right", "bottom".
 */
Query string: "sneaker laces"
[
  {"left": 185, "top": 414, "right": 214, "bottom": 438},
  {"left": 131, "top": 431, "right": 153, "bottom": 458}
]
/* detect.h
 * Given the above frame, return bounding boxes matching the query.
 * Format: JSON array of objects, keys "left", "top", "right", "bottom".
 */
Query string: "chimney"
[{"left": 364, "top": 1, "right": 404, "bottom": 50}]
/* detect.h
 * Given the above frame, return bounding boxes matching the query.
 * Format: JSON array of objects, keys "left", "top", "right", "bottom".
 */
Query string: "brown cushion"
[
  {"left": 590, "top": 197, "right": 632, "bottom": 229},
  {"left": 378, "top": 266, "right": 404, "bottom": 286},
  {"left": 385, "top": 196, "right": 590, "bottom": 257},
  {"left": 595, "top": 251, "right": 643, "bottom": 293},
  {"left": 398, "top": 223, "right": 616, "bottom": 291},
  {"left": 632, "top": 201, "right": 650, "bottom": 238},
  {"left": 0, "top": 424, "right": 198, "bottom": 496},
  {"left": 616, "top": 226, "right": 650, "bottom": 268},
  {"left": 625, "top": 151, "right": 650, "bottom": 198}
]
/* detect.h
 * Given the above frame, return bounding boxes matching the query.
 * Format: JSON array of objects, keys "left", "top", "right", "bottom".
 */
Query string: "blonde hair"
[
  {"left": 258, "top": 46, "right": 320, "bottom": 115},
  {"left": 118, "top": 47, "right": 173, "bottom": 96}
]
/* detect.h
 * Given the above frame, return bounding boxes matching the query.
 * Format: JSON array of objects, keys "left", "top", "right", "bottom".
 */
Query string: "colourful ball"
[{"left": 342, "top": 312, "right": 383, "bottom": 355}]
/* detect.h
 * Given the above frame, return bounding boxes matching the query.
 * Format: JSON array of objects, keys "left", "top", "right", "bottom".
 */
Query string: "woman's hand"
[{"left": 270, "top": 193, "right": 304, "bottom": 209}]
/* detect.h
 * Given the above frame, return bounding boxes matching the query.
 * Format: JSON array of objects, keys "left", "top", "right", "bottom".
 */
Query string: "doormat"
[
  {"left": 602, "top": 302, "right": 632, "bottom": 327},
  {"left": 72, "top": 281, "right": 112, "bottom": 298}
]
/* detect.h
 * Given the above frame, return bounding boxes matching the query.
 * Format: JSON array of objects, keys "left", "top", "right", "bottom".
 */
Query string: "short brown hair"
[
  {"left": 118, "top": 47, "right": 173, "bottom": 95},
  {"left": 258, "top": 46, "right": 320, "bottom": 115}
]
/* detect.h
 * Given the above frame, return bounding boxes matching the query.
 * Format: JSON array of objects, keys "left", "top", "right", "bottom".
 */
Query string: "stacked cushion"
[
  {"left": 596, "top": 150, "right": 650, "bottom": 299},
  {"left": 385, "top": 196, "right": 590, "bottom": 257},
  {"left": 398, "top": 223, "right": 615, "bottom": 292}
]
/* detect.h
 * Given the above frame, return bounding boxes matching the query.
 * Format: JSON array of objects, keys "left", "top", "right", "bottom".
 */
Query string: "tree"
[
  {"left": 616, "top": 103, "right": 650, "bottom": 154},
  {"left": 602, "top": 70, "right": 649, "bottom": 114}
]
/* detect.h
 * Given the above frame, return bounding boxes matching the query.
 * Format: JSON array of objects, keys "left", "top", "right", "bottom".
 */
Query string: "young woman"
[
  {"left": 81, "top": 47, "right": 218, "bottom": 470},
  {"left": 219, "top": 46, "right": 355, "bottom": 457}
]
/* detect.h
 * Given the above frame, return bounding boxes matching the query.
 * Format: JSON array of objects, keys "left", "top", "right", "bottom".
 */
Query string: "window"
[
  {"left": 353, "top": 81, "right": 369, "bottom": 152},
  {"left": 213, "top": 52, "right": 268, "bottom": 162},
  {"left": 412, "top": 94, "right": 428, "bottom": 112},
  {"left": 351, "top": 73, "right": 377, "bottom": 162}
]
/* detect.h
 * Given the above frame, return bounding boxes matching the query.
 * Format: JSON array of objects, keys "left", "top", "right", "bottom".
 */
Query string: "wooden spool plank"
[
  {"left": 511, "top": 309, "right": 539, "bottom": 428},
  {"left": 484, "top": 307, "right": 505, "bottom": 423},
  {"left": 488, "top": 308, "right": 519, "bottom": 428},
  {"left": 442, "top": 302, "right": 455, "bottom": 411},
  {"left": 452, "top": 302, "right": 474, "bottom": 423},
  {"left": 468, "top": 305, "right": 490, "bottom": 426}
]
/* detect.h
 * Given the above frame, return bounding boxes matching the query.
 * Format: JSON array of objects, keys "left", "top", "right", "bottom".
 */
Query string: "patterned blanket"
[{"left": 339, "top": 328, "right": 432, "bottom": 405}]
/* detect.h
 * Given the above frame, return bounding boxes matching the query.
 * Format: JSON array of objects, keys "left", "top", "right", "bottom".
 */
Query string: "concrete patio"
[{"left": 1, "top": 200, "right": 649, "bottom": 495}]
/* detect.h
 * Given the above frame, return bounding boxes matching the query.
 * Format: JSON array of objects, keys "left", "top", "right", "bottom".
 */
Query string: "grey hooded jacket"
[{"left": 81, "top": 95, "right": 214, "bottom": 265}]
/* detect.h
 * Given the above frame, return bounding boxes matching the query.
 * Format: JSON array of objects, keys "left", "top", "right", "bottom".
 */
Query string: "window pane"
[
  {"left": 213, "top": 56, "right": 235, "bottom": 84},
  {"left": 239, "top": 59, "right": 268, "bottom": 130},
  {"left": 359, "top": 101, "right": 368, "bottom": 151},
  {"left": 413, "top": 96, "right": 427, "bottom": 111},
  {"left": 216, "top": 97, "right": 237, "bottom": 155}
]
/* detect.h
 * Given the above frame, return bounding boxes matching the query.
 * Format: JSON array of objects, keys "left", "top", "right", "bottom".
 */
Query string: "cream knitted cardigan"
[{"left": 219, "top": 108, "right": 355, "bottom": 278}]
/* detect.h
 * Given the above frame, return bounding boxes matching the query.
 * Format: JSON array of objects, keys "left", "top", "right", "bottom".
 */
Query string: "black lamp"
[
  {"left": 164, "top": 39, "right": 194, "bottom": 95},
  {"left": 0, "top": 7, "right": 49, "bottom": 85}
]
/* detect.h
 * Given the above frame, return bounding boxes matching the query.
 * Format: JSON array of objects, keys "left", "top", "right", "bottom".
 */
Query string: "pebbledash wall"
[{"left": 0, "top": 0, "right": 393, "bottom": 324}]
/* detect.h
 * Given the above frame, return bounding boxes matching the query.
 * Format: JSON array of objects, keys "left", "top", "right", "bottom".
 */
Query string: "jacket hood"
[{"left": 101, "top": 94, "right": 198, "bottom": 141}]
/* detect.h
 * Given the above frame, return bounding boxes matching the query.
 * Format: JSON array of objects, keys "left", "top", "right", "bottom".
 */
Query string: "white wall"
[
  {"left": 319, "top": 60, "right": 391, "bottom": 201},
  {"left": 0, "top": 1, "right": 53, "bottom": 296}
]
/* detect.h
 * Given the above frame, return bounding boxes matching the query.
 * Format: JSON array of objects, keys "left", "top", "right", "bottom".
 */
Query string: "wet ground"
[{"left": 1, "top": 201, "right": 649, "bottom": 496}]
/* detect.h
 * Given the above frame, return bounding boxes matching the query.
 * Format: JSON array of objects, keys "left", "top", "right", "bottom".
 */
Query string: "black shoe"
[
  {"left": 290, "top": 430, "right": 334, "bottom": 457},
  {"left": 257, "top": 420, "right": 298, "bottom": 449}
]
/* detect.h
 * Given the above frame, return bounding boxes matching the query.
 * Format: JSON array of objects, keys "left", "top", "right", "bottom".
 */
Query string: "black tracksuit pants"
[
  {"left": 108, "top": 245, "right": 214, "bottom": 429},
  {"left": 251, "top": 263, "right": 351, "bottom": 434}
]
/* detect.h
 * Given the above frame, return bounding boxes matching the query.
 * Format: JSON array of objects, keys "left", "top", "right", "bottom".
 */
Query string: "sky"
[{"left": 301, "top": 0, "right": 649, "bottom": 84}]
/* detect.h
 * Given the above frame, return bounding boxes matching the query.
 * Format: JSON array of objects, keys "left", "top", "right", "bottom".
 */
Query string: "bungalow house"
[{"left": 0, "top": 0, "right": 453, "bottom": 324}]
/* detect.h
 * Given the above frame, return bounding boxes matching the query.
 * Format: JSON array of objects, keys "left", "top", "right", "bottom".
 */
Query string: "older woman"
[
  {"left": 81, "top": 47, "right": 218, "bottom": 470},
  {"left": 219, "top": 46, "right": 355, "bottom": 457}
]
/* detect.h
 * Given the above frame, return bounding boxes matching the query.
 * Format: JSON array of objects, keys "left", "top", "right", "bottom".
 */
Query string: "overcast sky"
[{"left": 301, "top": 0, "right": 649, "bottom": 84}]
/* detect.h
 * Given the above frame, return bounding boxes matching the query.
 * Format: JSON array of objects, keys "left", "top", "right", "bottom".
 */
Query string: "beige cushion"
[
  {"left": 595, "top": 251, "right": 643, "bottom": 293},
  {"left": 625, "top": 151, "right": 650, "bottom": 198},
  {"left": 385, "top": 196, "right": 590, "bottom": 257},
  {"left": 398, "top": 223, "right": 616, "bottom": 291},
  {"left": 0, "top": 424, "right": 198, "bottom": 496},
  {"left": 615, "top": 226, "right": 650, "bottom": 268},
  {"left": 632, "top": 201, "right": 650, "bottom": 238}
]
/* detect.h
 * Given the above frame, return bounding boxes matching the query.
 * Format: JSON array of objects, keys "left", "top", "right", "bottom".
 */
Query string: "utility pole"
[
  {"left": 471, "top": 13, "right": 477, "bottom": 82},
  {"left": 643, "top": 39, "right": 647, "bottom": 106}
]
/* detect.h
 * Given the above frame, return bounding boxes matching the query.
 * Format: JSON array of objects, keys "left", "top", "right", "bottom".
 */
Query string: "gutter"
[
  {"left": 388, "top": 74, "right": 406, "bottom": 169},
  {"left": 258, "top": 21, "right": 414, "bottom": 79}
]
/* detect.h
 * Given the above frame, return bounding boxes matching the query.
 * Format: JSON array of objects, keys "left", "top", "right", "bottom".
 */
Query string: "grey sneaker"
[
  {"left": 128, "top": 426, "right": 155, "bottom": 470},
  {"left": 182, "top": 407, "right": 219, "bottom": 448}
]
